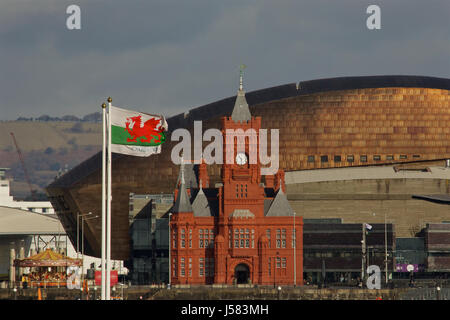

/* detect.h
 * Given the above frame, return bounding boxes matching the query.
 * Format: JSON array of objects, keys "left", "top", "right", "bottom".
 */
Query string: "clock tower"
[
  {"left": 170, "top": 69, "right": 303, "bottom": 286},
  {"left": 219, "top": 68, "right": 265, "bottom": 220}
]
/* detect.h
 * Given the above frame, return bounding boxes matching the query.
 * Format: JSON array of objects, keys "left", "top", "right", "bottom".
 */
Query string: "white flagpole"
[
  {"left": 106, "top": 97, "right": 112, "bottom": 300},
  {"left": 101, "top": 102, "right": 107, "bottom": 300}
]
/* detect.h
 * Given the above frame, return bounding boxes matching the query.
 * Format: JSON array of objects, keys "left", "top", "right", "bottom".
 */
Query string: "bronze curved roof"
[{"left": 46, "top": 75, "right": 450, "bottom": 260}]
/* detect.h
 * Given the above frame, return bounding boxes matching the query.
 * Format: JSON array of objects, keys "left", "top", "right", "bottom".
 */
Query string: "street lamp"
[
  {"left": 77, "top": 212, "right": 93, "bottom": 259},
  {"left": 374, "top": 211, "right": 390, "bottom": 285},
  {"left": 293, "top": 212, "right": 296, "bottom": 287},
  {"left": 384, "top": 211, "right": 388, "bottom": 285},
  {"left": 168, "top": 213, "right": 172, "bottom": 288},
  {"left": 274, "top": 252, "right": 279, "bottom": 288},
  {"left": 81, "top": 215, "right": 99, "bottom": 279}
]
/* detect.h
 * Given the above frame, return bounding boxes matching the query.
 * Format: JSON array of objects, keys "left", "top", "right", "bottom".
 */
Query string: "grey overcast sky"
[{"left": 0, "top": 0, "right": 449, "bottom": 120}]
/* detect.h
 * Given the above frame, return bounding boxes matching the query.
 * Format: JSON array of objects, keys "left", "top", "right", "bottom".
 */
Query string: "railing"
[{"left": 29, "top": 281, "right": 67, "bottom": 288}]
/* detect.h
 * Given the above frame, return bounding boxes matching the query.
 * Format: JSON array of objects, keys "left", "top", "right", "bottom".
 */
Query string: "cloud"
[{"left": 0, "top": 0, "right": 449, "bottom": 120}]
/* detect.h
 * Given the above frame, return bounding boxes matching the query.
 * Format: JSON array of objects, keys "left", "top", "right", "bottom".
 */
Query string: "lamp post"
[
  {"left": 293, "top": 212, "right": 296, "bottom": 287},
  {"left": 361, "top": 223, "right": 366, "bottom": 285},
  {"left": 274, "top": 251, "right": 279, "bottom": 288},
  {"left": 81, "top": 215, "right": 99, "bottom": 280},
  {"left": 168, "top": 212, "right": 172, "bottom": 288},
  {"left": 384, "top": 211, "right": 388, "bottom": 285},
  {"left": 77, "top": 212, "right": 93, "bottom": 259}
]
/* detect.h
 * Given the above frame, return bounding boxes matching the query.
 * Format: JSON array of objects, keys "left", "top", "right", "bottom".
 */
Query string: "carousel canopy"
[{"left": 14, "top": 248, "right": 82, "bottom": 267}]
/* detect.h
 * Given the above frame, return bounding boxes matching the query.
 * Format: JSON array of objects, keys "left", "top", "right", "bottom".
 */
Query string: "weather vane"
[{"left": 239, "top": 64, "right": 246, "bottom": 90}]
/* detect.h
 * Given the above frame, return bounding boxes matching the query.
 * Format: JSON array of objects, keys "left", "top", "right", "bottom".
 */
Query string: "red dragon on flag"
[{"left": 125, "top": 115, "right": 164, "bottom": 144}]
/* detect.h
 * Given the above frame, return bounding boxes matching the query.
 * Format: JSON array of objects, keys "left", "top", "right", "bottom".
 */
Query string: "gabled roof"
[{"left": 265, "top": 187, "right": 294, "bottom": 217}]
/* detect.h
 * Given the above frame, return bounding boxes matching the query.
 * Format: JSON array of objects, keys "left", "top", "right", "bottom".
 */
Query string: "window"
[
  {"left": 320, "top": 155, "right": 328, "bottom": 163},
  {"left": 276, "top": 229, "right": 281, "bottom": 248},
  {"left": 209, "top": 229, "right": 215, "bottom": 247},
  {"left": 282, "top": 258, "right": 286, "bottom": 268},
  {"left": 173, "top": 230, "right": 177, "bottom": 248},
  {"left": 400, "top": 155, "right": 408, "bottom": 159},
  {"left": 307, "top": 155, "right": 315, "bottom": 163},
  {"left": 234, "top": 228, "right": 250, "bottom": 248},
  {"left": 281, "top": 229, "right": 286, "bottom": 248},
  {"left": 347, "top": 155, "right": 354, "bottom": 163},
  {"left": 292, "top": 228, "right": 296, "bottom": 248},
  {"left": 251, "top": 229, "right": 255, "bottom": 248},
  {"left": 386, "top": 155, "right": 394, "bottom": 161},
  {"left": 266, "top": 229, "right": 271, "bottom": 248},
  {"left": 276, "top": 257, "right": 281, "bottom": 269},
  {"left": 189, "top": 258, "right": 192, "bottom": 277},
  {"left": 180, "top": 258, "right": 185, "bottom": 277},
  {"left": 373, "top": 155, "right": 381, "bottom": 161},
  {"left": 181, "top": 240, "right": 185, "bottom": 248},
  {"left": 413, "top": 154, "right": 420, "bottom": 159},
  {"left": 199, "top": 258, "right": 204, "bottom": 276},
  {"left": 334, "top": 155, "right": 341, "bottom": 162},
  {"left": 360, "top": 155, "right": 367, "bottom": 162},
  {"left": 268, "top": 258, "right": 271, "bottom": 276}
]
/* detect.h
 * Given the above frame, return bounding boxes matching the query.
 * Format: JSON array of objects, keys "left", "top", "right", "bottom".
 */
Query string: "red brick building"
[{"left": 169, "top": 75, "right": 303, "bottom": 285}]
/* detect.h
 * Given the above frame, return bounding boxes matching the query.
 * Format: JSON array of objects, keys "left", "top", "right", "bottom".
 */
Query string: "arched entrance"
[{"left": 234, "top": 263, "right": 250, "bottom": 284}]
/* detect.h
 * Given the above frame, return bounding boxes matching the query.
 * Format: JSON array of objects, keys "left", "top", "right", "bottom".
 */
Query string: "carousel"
[{"left": 14, "top": 248, "right": 82, "bottom": 288}]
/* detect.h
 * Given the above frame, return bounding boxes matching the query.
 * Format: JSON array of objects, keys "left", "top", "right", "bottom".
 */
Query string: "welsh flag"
[{"left": 109, "top": 105, "right": 168, "bottom": 157}]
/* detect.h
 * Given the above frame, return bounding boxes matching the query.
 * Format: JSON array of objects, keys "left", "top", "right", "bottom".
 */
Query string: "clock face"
[{"left": 236, "top": 152, "right": 247, "bottom": 165}]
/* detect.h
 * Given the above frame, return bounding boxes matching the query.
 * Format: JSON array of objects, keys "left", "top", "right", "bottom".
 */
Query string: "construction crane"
[{"left": 10, "top": 132, "right": 37, "bottom": 201}]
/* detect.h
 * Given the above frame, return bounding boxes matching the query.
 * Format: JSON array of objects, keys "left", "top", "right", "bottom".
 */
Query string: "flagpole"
[
  {"left": 101, "top": 102, "right": 107, "bottom": 300},
  {"left": 106, "top": 97, "right": 112, "bottom": 300}
]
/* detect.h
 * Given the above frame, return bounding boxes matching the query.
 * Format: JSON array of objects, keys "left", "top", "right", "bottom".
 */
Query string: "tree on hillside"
[
  {"left": 82, "top": 112, "right": 102, "bottom": 123},
  {"left": 62, "top": 115, "right": 80, "bottom": 122}
]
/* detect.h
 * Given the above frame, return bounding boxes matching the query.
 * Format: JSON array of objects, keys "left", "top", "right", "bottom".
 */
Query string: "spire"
[
  {"left": 231, "top": 64, "right": 252, "bottom": 123},
  {"left": 172, "top": 156, "right": 193, "bottom": 213}
]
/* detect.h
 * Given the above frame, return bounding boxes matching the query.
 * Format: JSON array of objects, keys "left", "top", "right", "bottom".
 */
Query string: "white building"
[{"left": 0, "top": 168, "right": 54, "bottom": 214}]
